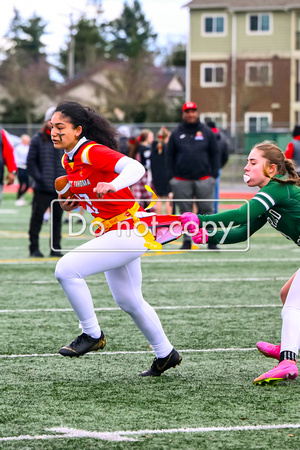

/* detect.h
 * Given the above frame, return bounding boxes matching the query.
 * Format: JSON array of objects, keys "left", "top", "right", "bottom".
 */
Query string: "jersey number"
[{"left": 77, "top": 193, "right": 99, "bottom": 214}]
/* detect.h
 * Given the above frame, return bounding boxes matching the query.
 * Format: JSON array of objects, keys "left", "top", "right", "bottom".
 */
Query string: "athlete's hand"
[
  {"left": 192, "top": 228, "right": 208, "bottom": 244},
  {"left": 58, "top": 194, "right": 79, "bottom": 211},
  {"left": 5, "top": 172, "right": 15, "bottom": 185},
  {"left": 93, "top": 182, "right": 116, "bottom": 198},
  {"left": 179, "top": 212, "right": 200, "bottom": 233}
]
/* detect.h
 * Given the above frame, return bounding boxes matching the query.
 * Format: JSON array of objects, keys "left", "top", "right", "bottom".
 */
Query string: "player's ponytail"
[
  {"left": 284, "top": 158, "right": 300, "bottom": 186},
  {"left": 256, "top": 141, "right": 300, "bottom": 186},
  {"left": 54, "top": 101, "right": 119, "bottom": 150}
]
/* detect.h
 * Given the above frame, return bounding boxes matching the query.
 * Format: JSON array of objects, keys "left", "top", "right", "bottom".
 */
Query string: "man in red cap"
[{"left": 166, "top": 101, "right": 220, "bottom": 250}]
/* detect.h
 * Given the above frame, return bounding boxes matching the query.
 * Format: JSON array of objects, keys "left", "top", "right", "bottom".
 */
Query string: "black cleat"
[
  {"left": 30, "top": 250, "right": 44, "bottom": 257},
  {"left": 59, "top": 331, "right": 106, "bottom": 357},
  {"left": 50, "top": 250, "right": 63, "bottom": 258},
  {"left": 140, "top": 348, "right": 182, "bottom": 377},
  {"left": 180, "top": 241, "right": 191, "bottom": 250},
  {"left": 208, "top": 243, "right": 219, "bottom": 251}
]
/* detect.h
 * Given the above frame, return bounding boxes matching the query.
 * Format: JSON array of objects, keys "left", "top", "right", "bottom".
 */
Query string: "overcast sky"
[{"left": 0, "top": 0, "right": 189, "bottom": 58}]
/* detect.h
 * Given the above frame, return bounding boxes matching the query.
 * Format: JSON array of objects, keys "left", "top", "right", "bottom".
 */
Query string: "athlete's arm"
[
  {"left": 111, "top": 156, "right": 145, "bottom": 191},
  {"left": 199, "top": 199, "right": 260, "bottom": 228},
  {"left": 207, "top": 215, "right": 267, "bottom": 245},
  {"left": 93, "top": 156, "right": 145, "bottom": 198},
  {"left": 199, "top": 181, "right": 287, "bottom": 228}
]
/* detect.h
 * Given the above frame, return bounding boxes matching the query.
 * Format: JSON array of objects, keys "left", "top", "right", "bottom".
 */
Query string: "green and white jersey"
[{"left": 200, "top": 176, "right": 300, "bottom": 245}]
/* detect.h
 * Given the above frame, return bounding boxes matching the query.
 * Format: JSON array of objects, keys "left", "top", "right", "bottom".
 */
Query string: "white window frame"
[
  {"left": 202, "top": 14, "right": 227, "bottom": 37},
  {"left": 200, "top": 63, "right": 227, "bottom": 87},
  {"left": 200, "top": 113, "right": 227, "bottom": 129},
  {"left": 244, "top": 112, "right": 272, "bottom": 132},
  {"left": 246, "top": 13, "right": 272, "bottom": 35},
  {"left": 245, "top": 62, "right": 272, "bottom": 86}
]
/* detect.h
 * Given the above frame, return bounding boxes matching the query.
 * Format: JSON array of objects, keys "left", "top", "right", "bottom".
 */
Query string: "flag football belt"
[{"left": 91, "top": 185, "right": 163, "bottom": 251}]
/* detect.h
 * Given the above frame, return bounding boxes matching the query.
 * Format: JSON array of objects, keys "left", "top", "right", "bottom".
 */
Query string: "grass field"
[{"left": 1, "top": 191, "right": 300, "bottom": 449}]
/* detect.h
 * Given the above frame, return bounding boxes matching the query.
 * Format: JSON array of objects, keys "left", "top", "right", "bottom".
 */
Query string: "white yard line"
[
  {"left": 0, "top": 304, "right": 281, "bottom": 314},
  {"left": 0, "top": 348, "right": 257, "bottom": 359},
  {"left": 0, "top": 276, "right": 290, "bottom": 284},
  {"left": 141, "top": 258, "right": 300, "bottom": 263},
  {"left": 1, "top": 423, "right": 300, "bottom": 443},
  {"left": 1, "top": 256, "right": 300, "bottom": 264}
]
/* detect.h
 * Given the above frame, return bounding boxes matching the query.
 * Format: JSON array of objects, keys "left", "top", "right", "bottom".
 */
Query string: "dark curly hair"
[{"left": 54, "top": 101, "right": 119, "bottom": 150}]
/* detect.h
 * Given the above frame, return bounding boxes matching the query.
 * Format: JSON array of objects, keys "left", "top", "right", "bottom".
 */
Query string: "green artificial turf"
[{"left": 1, "top": 193, "right": 300, "bottom": 449}]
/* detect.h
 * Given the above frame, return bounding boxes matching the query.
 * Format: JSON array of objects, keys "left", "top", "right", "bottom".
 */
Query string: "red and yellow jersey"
[{"left": 62, "top": 140, "right": 138, "bottom": 219}]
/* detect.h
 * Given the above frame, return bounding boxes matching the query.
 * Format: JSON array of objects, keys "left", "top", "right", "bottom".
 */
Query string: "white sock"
[
  {"left": 43, "top": 210, "right": 50, "bottom": 221},
  {"left": 79, "top": 315, "right": 101, "bottom": 339},
  {"left": 281, "top": 269, "right": 300, "bottom": 355},
  {"left": 151, "top": 340, "right": 173, "bottom": 359}
]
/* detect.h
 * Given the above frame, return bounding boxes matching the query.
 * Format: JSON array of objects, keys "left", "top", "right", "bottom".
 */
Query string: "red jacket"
[
  {"left": 285, "top": 135, "right": 300, "bottom": 159},
  {"left": 1, "top": 130, "right": 17, "bottom": 173}
]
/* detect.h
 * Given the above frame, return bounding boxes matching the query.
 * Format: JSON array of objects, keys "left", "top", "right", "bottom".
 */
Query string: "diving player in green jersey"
[{"left": 179, "top": 141, "right": 300, "bottom": 386}]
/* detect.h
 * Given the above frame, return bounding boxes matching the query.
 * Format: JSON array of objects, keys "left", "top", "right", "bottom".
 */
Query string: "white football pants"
[{"left": 55, "top": 230, "right": 173, "bottom": 358}]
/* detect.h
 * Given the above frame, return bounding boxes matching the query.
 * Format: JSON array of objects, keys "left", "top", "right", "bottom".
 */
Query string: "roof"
[
  {"left": 56, "top": 61, "right": 124, "bottom": 95},
  {"left": 57, "top": 63, "right": 186, "bottom": 95},
  {"left": 184, "top": 0, "right": 300, "bottom": 11},
  {"left": 152, "top": 67, "right": 186, "bottom": 90}
]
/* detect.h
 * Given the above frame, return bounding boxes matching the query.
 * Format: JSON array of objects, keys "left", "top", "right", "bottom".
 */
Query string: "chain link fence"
[{"left": 2, "top": 121, "right": 292, "bottom": 187}]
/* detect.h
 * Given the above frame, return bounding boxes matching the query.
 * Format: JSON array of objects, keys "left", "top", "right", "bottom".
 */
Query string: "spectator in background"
[
  {"left": 128, "top": 136, "right": 138, "bottom": 158},
  {"left": 137, "top": 129, "right": 154, "bottom": 172},
  {"left": 166, "top": 101, "right": 220, "bottom": 250},
  {"left": 207, "top": 121, "right": 229, "bottom": 213},
  {"left": 0, "top": 129, "right": 17, "bottom": 205},
  {"left": 129, "top": 129, "right": 154, "bottom": 209},
  {"left": 285, "top": 125, "right": 300, "bottom": 174},
  {"left": 27, "top": 106, "right": 66, "bottom": 258},
  {"left": 117, "top": 125, "right": 131, "bottom": 156},
  {"left": 14, "top": 134, "right": 31, "bottom": 206},
  {"left": 151, "top": 127, "right": 172, "bottom": 214}
]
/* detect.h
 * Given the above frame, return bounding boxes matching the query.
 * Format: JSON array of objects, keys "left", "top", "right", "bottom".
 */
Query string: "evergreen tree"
[
  {"left": 0, "top": 9, "right": 55, "bottom": 124},
  {"left": 105, "top": 0, "right": 157, "bottom": 60},
  {"left": 101, "top": 0, "right": 159, "bottom": 122},
  {"left": 162, "top": 43, "right": 186, "bottom": 67},
  {"left": 58, "top": 16, "right": 107, "bottom": 78}
]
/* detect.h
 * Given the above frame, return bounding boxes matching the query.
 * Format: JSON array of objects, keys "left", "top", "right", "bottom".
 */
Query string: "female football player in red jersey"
[
  {"left": 179, "top": 141, "right": 300, "bottom": 386},
  {"left": 50, "top": 101, "right": 182, "bottom": 376}
]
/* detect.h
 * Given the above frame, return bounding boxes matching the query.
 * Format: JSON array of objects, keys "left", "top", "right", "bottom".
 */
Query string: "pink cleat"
[
  {"left": 253, "top": 360, "right": 298, "bottom": 386},
  {"left": 256, "top": 341, "right": 281, "bottom": 361}
]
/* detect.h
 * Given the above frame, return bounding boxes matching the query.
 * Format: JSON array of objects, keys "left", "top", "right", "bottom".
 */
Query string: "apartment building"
[{"left": 185, "top": 0, "right": 300, "bottom": 135}]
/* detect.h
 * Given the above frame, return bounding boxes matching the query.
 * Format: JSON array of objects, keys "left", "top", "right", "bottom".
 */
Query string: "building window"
[
  {"left": 247, "top": 13, "right": 272, "bottom": 35},
  {"left": 202, "top": 14, "right": 226, "bottom": 36},
  {"left": 200, "top": 113, "right": 227, "bottom": 129},
  {"left": 201, "top": 64, "right": 227, "bottom": 87},
  {"left": 244, "top": 113, "right": 272, "bottom": 132},
  {"left": 245, "top": 63, "right": 272, "bottom": 86}
]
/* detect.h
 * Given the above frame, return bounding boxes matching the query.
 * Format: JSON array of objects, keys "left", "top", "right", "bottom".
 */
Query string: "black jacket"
[
  {"left": 137, "top": 144, "right": 151, "bottom": 170},
  {"left": 166, "top": 119, "right": 220, "bottom": 180},
  {"left": 214, "top": 129, "right": 229, "bottom": 168},
  {"left": 150, "top": 140, "right": 170, "bottom": 196},
  {"left": 26, "top": 130, "right": 66, "bottom": 193}
]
